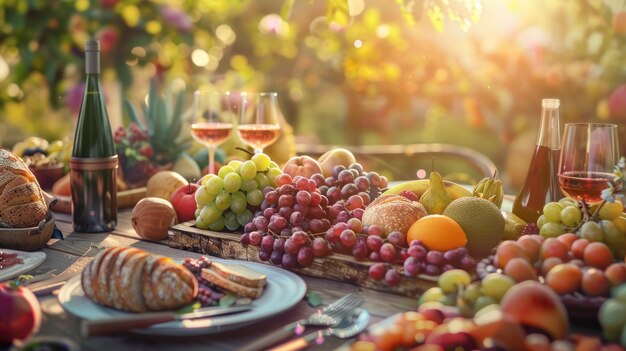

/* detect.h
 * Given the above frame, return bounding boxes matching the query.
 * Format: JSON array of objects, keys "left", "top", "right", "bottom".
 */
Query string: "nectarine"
[{"left": 500, "top": 281, "right": 569, "bottom": 340}]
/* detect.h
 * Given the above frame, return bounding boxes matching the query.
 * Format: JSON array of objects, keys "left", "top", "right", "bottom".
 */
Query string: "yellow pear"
[{"left": 419, "top": 171, "right": 453, "bottom": 214}]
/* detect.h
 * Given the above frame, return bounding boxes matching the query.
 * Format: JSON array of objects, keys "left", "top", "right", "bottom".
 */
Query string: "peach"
[
  {"left": 504, "top": 257, "right": 538, "bottom": 282},
  {"left": 541, "top": 257, "right": 564, "bottom": 276},
  {"left": 605, "top": 263, "right": 626, "bottom": 286},
  {"left": 500, "top": 281, "right": 569, "bottom": 340},
  {"left": 556, "top": 233, "right": 578, "bottom": 249},
  {"left": 583, "top": 242, "right": 614, "bottom": 269},
  {"left": 282, "top": 155, "right": 323, "bottom": 179},
  {"left": 470, "top": 308, "right": 526, "bottom": 351},
  {"left": 519, "top": 234, "right": 545, "bottom": 245},
  {"left": 582, "top": 268, "right": 610, "bottom": 297},
  {"left": 545, "top": 263, "right": 582, "bottom": 294},
  {"left": 517, "top": 236, "right": 541, "bottom": 263},
  {"left": 494, "top": 240, "right": 527, "bottom": 269},
  {"left": 541, "top": 238, "right": 569, "bottom": 261},
  {"left": 425, "top": 319, "right": 476, "bottom": 350},
  {"left": 571, "top": 238, "right": 590, "bottom": 260}
]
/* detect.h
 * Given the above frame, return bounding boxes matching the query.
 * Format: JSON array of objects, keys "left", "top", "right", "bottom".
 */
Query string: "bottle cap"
[
  {"left": 85, "top": 40, "right": 100, "bottom": 52},
  {"left": 542, "top": 98, "right": 560, "bottom": 109}
]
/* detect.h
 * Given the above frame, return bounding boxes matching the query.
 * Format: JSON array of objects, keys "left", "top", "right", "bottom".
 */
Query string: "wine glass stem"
[
  {"left": 208, "top": 145, "right": 216, "bottom": 175},
  {"left": 254, "top": 148, "right": 263, "bottom": 154}
]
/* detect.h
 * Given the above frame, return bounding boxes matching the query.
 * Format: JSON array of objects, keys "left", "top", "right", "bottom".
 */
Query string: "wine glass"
[
  {"left": 237, "top": 92, "right": 281, "bottom": 154},
  {"left": 190, "top": 90, "right": 235, "bottom": 175},
  {"left": 558, "top": 123, "right": 620, "bottom": 203}
]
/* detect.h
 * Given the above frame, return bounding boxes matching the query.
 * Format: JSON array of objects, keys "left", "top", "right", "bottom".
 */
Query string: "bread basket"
[{"left": 0, "top": 213, "right": 56, "bottom": 252}]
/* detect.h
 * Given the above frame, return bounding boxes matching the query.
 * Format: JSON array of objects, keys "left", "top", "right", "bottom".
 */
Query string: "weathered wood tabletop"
[{"left": 7, "top": 209, "right": 416, "bottom": 351}]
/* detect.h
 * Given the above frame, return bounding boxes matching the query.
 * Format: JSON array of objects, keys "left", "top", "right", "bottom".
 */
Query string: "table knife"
[{"left": 81, "top": 305, "right": 252, "bottom": 337}]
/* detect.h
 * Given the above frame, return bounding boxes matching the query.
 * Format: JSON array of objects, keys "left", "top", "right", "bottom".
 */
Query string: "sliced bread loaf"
[{"left": 0, "top": 148, "right": 47, "bottom": 228}]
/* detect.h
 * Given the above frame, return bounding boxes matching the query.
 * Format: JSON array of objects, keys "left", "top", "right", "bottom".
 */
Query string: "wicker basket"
[{"left": 0, "top": 214, "right": 55, "bottom": 251}]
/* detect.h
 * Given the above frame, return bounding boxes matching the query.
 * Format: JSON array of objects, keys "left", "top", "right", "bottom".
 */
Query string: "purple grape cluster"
[
  {"left": 241, "top": 174, "right": 332, "bottom": 269},
  {"left": 368, "top": 241, "right": 477, "bottom": 286},
  {"left": 325, "top": 219, "right": 387, "bottom": 258},
  {"left": 183, "top": 257, "right": 225, "bottom": 306},
  {"left": 316, "top": 164, "right": 388, "bottom": 209}
]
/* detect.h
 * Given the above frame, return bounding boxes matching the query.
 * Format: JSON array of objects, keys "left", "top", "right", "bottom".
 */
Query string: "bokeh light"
[{"left": 191, "top": 49, "right": 210, "bottom": 67}]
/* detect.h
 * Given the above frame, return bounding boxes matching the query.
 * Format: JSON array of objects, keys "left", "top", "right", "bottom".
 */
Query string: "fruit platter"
[
  {"left": 167, "top": 148, "right": 501, "bottom": 297},
  {"left": 125, "top": 143, "right": 626, "bottom": 349}
]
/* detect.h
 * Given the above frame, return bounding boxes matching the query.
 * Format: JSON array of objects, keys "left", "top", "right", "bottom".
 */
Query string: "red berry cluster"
[
  {"left": 115, "top": 123, "right": 158, "bottom": 184},
  {"left": 114, "top": 123, "right": 153, "bottom": 158}
]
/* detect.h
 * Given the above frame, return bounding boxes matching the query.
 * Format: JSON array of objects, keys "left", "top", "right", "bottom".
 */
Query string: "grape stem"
[
  {"left": 569, "top": 198, "right": 607, "bottom": 232},
  {"left": 235, "top": 146, "right": 254, "bottom": 157}
]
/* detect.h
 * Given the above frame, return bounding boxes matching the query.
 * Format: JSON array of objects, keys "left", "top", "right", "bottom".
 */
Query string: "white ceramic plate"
[
  {"left": 58, "top": 259, "right": 307, "bottom": 336},
  {"left": 0, "top": 249, "right": 46, "bottom": 283}
]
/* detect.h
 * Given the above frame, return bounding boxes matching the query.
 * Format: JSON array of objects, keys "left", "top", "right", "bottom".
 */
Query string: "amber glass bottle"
[{"left": 512, "top": 99, "right": 564, "bottom": 224}]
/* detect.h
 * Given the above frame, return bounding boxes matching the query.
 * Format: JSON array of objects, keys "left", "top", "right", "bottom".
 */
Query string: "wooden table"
[{"left": 7, "top": 210, "right": 416, "bottom": 351}]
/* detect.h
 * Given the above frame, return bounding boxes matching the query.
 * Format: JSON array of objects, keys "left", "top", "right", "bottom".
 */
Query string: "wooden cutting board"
[
  {"left": 169, "top": 221, "right": 439, "bottom": 297},
  {"left": 48, "top": 188, "right": 147, "bottom": 214}
]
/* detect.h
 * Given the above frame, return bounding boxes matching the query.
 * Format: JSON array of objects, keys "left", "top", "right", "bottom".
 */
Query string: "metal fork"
[
  {"left": 269, "top": 309, "right": 370, "bottom": 351},
  {"left": 239, "top": 293, "right": 363, "bottom": 351}
]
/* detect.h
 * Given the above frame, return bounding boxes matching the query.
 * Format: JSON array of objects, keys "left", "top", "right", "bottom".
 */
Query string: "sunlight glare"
[
  {"left": 191, "top": 49, "right": 210, "bottom": 67},
  {"left": 0, "top": 56, "right": 8, "bottom": 81},
  {"left": 376, "top": 25, "right": 390, "bottom": 38}
]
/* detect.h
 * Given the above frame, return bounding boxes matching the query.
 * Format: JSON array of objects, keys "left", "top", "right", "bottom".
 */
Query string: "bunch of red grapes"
[
  {"left": 238, "top": 164, "right": 477, "bottom": 288},
  {"left": 241, "top": 173, "right": 332, "bottom": 269},
  {"left": 317, "top": 164, "right": 388, "bottom": 207},
  {"left": 369, "top": 241, "right": 477, "bottom": 286}
]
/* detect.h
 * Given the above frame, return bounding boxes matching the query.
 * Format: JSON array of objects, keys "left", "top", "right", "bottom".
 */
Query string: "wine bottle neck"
[
  {"left": 537, "top": 106, "right": 560, "bottom": 149},
  {"left": 85, "top": 49, "right": 100, "bottom": 74}
]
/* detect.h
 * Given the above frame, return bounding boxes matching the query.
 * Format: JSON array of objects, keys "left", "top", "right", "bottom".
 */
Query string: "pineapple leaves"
[
  {"left": 167, "top": 90, "right": 186, "bottom": 142},
  {"left": 123, "top": 99, "right": 144, "bottom": 129},
  {"left": 145, "top": 79, "right": 158, "bottom": 136},
  {"left": 153, "top": 97, "right": 168, "bottom": 151},
  {"left": 122, "top": 78, "right": 190, "bottom": 163}
]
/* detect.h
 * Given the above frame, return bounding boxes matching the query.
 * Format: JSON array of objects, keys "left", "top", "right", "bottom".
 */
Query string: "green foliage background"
[{"left": 0, "top": 0, "right": 625, "bottom": 188}]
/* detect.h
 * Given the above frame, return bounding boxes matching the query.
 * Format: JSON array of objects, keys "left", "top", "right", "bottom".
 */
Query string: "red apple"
[
  {"left": 282, "top": 155, "right": 323, "bottom": 179},
  {"left": 169, "top": 183, "right": 200, "bottom": 222},
  {"left": 0, "top": 283, "right": 41, "bottom": 344}
]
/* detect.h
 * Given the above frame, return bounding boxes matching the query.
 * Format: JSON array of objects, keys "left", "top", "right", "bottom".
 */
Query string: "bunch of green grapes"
[
  {"left": 599, "top": 284, "right": 626, "bottom": 347},
  {"left": 194, "top": 153, "right": 283, "bottom": 231},
  {"left": 418, "top": 270, "right": 515, "bottom": 317},
  {"left": 538, "top": 198, "right": 626, "bottom": 257}
]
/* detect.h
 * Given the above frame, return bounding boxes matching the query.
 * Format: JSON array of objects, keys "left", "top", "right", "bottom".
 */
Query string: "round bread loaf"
[
  {"left": 362, "top": 194, "right": 428, "bottom": 236},
  {"left": 0, "top": 148, "right": 48, "bottom": 227}
]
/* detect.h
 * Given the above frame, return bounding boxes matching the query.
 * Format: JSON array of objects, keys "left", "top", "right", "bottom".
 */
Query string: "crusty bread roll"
[
  {"left": 362, "top": 194, "right": 428, "bottom": 236},
  {"left": 0, "top": 148, "right": 48, "bottom": 228},
  {"left": 81, "top": 247, "right": 198, "bottom": 313}
]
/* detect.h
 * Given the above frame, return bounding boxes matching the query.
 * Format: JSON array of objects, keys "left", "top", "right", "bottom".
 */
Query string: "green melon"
[{"left": 443, "top": 197, "right": 504, "bottom": 258}]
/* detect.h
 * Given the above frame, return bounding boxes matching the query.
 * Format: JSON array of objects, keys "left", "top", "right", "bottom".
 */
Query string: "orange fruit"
[{"left": 407, "top": 215, "right": 467, "bottom": 252}]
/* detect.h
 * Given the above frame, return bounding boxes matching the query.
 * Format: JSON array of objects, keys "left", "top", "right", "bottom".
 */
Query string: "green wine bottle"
[{"left": 70, "top": 40, "right": 117, "bottom": 232}]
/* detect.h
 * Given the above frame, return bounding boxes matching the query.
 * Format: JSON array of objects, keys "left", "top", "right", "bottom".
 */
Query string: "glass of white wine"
[
  {"left": 190, "top": 90, "right": 235, "bottom": 175},
  {"left": 237, "top": 92, "right": 281, "bottom": 154}
]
